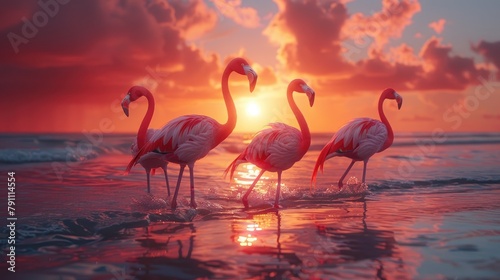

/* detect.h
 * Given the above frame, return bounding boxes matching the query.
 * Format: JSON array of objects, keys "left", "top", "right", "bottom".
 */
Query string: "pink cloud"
[
  {"left": 258, "top": 66, "right": 278, "bottom": 85},
  {"left": 0, "top": 0, "right": 224, "bottom": 102},
  {"left": 0, "top": 0, "right": 234, "bottom": 132},
  {"left": 343, "top": 0, "right": 421, "bottom": 53},
  {"left": 210, "top": 0, "right": 260, "bottom": 28},
  {"left": 264, "top": 0, "right": 491, "bottom": 94},
  {"left": 428, "top": 19, "right": 446, "bottom": 34},
  {"left": 264, "top": 0, "right": 353, "bottom": 76},
  {"left": 416, "top": 37, "right": 489, "bottom": 90}
]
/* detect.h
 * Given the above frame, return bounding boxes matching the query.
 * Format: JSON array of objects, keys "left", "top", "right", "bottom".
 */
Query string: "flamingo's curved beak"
[
  {"left": 243, "top": 65, "right": 258, "bottom": 92},
  {"left": 395, "top": 92, "right": 403, "bottom": 110},
  {"left": 302, "top": 84, "right": 315, "bottom": 107},
  {"left": 121, "top": 94, "right": 131, "bottom": 117}
]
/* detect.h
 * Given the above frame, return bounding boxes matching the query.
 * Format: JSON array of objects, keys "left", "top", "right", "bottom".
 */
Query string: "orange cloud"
[
  {"left": 428, "top": 18, "right": 446, "bottom": 34},
  {"left": 210, "top": 0, "right": 260, "bottom": 28},
  {"left": 257, "top": 66, "right": 278, "bottom": 85}
]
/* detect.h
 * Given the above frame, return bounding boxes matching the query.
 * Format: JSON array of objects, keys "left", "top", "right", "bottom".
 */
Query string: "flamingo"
[
  {"left": 126, "top": 57, "right": 258, "bottom": 209},
  {"left": 311, "top": 88, "right": 403, "bottom": 189},
  {"left": 121, "top": 86, "right": 171, "bottom": 195},
  {"left": 224, "top": 79, "right": 315, "bottom": 208}
]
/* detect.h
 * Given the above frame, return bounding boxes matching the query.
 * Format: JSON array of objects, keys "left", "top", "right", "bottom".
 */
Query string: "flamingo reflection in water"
[
  {"left": 306, "top": 199, "right": 398, "bottom": 279},
  {"left": 132, "top": 223, "right": 227, "bottom": 279},
  {"left": 231, "top": 211, "right": 302, "bottom": 279}
]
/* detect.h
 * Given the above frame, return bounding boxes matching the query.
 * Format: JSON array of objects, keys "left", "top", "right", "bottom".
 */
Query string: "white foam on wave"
[
  {"left": 131, "top": 194, "right": 168, "bottom": 211},
  {"left": 240, "top": 176, "right": 369, "bottom": 208},
  {"left": 0, "top": 148, "right": 99, "bottom": 163}
]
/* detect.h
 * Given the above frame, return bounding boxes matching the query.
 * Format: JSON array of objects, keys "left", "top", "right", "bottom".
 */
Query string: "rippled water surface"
[{"left": 0, "top": 132, "right": 499, "bottom": 279}]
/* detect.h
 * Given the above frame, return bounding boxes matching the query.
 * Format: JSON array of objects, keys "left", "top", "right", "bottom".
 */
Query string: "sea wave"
[
  {"left": 1, "top": 132, "right": 499, "bottom": 162},
  {"left": 0, "top": 148, "right": 101, "bottom": 164},
  {"left": 0, "top": 133, "right": 131, "bottom": 163},
  {"left": 369, "top": 178, "right": 500, "bottom": 191}
]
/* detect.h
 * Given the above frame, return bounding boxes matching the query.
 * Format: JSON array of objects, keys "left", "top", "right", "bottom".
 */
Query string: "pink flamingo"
[
  {"left": 126, "top": 57, "right": 258, "bottom": 209},
  {"left": 312, "top": 88, "right": 403, "bottom": 188},
  {"left": 225, "top": 79, "right": 315, "bottom": 208},
  {"left": 121, "top": 86, "right": 171, "bottom": 195}
]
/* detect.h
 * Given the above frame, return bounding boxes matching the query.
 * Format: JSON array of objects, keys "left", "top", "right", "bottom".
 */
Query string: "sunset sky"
[{"left": 1, "top": 0, "right": 500, "bottom": 133}]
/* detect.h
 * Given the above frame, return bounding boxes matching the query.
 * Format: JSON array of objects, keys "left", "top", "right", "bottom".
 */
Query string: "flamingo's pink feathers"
[
  {"left": 223, "top": 152, "right": 247, "bottom": 180},
  {"left": 311, "top": 139, "right": 341, "bottom": 185},
  {"left": 311, "top": 118, "right": 387, "bottom": 185},
  {"left": 126, "top": 115, "right": 221, "bottom": 173},
  {"left": 224, "top": 123, "right": 304, "bottom": 179}
]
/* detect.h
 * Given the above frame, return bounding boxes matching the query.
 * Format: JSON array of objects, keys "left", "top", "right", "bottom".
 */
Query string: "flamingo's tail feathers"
[
  {"left": 125, "top": 153, "right": 140, "bottom": 174},
  {"left": 311, "top": 140, "right": 339, "bottom": 189},
  {"left": 124, "top": 141, "right": 158, "bottom": 174},
  {"left": 223, "top": 153, "right": 246, "bottom": 181}
]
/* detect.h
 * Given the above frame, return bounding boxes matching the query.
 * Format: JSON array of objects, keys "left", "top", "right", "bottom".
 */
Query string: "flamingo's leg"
[
  {"left": 162, "top": 164, "right": 171, "bottom": 197},
  {"left": 338, "top": 160, "right": 356, "bottom": 189},
  {"left": 188, "top": 163, "right": 197, "bottom": 209},
  {"left": 274, "top": 171, "right": 282, "bottom": 208},
  {"left": 242, "top": 170, "right": 265, "bottom": 208},
  {"left": 362, "top": 159, "right": 368, "bottom": 184},
  {"left": 145, "top": 169, "right": 151, "bottom": 193},
  {"left": 171, "top": 165, "right": 186, "bottom": 210}
]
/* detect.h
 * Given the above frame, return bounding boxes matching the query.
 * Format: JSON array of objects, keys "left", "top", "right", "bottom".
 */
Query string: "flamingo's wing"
[
  {"left": 312, "top": 118, "right": 387, "bottom": 183},
  {"left": 126, "top": 115, "right": 220, "bottom": 173},
  {"left": 332, "top": 118, "right": 386, "bottom": 156},
  {"left": 246, "top": 123, "right": 303, "bottom": 171}
]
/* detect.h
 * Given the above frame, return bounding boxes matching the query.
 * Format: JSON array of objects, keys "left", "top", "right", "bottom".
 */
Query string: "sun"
[{"left": 245, "top": 101, "right": 261, "bottom": 117}]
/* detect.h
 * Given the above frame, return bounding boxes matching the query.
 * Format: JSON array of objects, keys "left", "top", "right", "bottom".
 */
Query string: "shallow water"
[{"left": 0, "top": 132, "right": 499, "bottom": 279}]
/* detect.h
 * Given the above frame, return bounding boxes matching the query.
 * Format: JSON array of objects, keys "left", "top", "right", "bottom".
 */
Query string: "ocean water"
[{"left": 0, "top": 132, "right": 499, "bottom": 279}]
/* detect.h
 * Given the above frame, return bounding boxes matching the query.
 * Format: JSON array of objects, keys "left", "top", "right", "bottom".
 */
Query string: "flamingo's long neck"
[
  {"left": 217, "top": 66, "right": 236, "bottom": 144},
  {"left": 288, "top": 87, "right": 310, "bottom": 154},
  {"left": 378, "top": 95, "right": 394, "bottom": 152},
  {"left": 137, "top": 92, "right": 155, "bottom": 149}
]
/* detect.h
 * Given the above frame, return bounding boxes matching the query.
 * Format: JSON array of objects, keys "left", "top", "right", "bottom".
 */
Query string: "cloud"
[
  {"left": 264, "top": 0, "right": 353, "bottom": 76},
  {"left": 0, "top": 0, "right": 222, "bottom": 102},
  {"left": 343, "top": 0, "right": 421, "bottom": 53},
  {"left": 264, "top": 0, "right": 491, "bottom": 94},
  {"left": 416, "top": 37, "right": 489, "bottom": 90},
  {"left": 428, "top": 19, "right": 446, "bottom": 34},
  {"left": 473, "top": 40, "right": 500, "bottom": 72},
  {"left": 148, "top": 0, "right": 217, "bottom": 39},
  {"left": 0, "top": 0, "right": 232, "bottom": 132},
  {"left": 256, "top": 65, "right": 278, "bottom": 85},
  {"left": 311, "top": 36, "right": 489, "bottom": 93},
  {"left": 210, "top": 0, "right": 260, "bottom": 28}
]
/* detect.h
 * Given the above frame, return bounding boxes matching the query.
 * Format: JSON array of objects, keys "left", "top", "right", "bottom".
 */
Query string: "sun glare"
[{"left": 246, "top": 101, "right": 261, "bottom": 117}]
